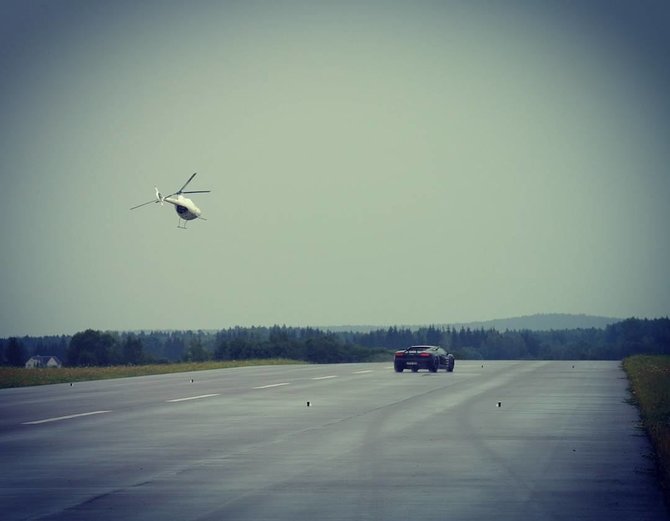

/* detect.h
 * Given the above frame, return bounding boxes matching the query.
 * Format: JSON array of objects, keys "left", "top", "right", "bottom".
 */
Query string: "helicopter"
[{"left": 130, "top": 172, "right": 210, "bottom": 228}]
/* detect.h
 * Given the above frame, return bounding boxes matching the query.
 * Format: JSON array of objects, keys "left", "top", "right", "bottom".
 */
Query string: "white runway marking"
[
  {"left": 312, "top": 375, "right": 338, "bottom": 380},
  {"left": 167, "top": 394, "right": 220, "bottom": 403},
  {"left": 22, "top": 410, "right": 111, "bottom": 425},
  {"left": 254, "top": 382, "right": 290, "bottom": 389},
  {"left": 353, "top": 370, "right": 373, "bottom": 374}
]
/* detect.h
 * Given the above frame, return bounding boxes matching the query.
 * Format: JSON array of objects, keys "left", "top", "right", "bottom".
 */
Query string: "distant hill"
[
  {"left": 445, "top": 313, "right": 621, "bottom": 331},
  {"left": 325, "top": 314, "right": 621, "bottom": 333}
]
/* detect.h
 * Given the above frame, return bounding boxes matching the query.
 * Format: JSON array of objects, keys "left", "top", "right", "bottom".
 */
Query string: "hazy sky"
[{"left": 1, "top": 0, "right": 669, "bottom": 337}]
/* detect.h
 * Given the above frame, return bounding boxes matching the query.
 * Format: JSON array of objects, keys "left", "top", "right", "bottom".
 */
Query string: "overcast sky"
[{"left": 1, "top": 0, "right": 669, "bottom": 337}]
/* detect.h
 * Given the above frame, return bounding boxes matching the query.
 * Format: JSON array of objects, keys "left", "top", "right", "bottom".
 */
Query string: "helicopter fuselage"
[{"left": 164, "top": 194, "right": 201, "bottom": 221}]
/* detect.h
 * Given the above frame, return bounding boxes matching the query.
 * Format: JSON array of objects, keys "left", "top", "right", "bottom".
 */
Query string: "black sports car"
[{"left": 394, "top": 345, "right": 455, "bottom": 373}]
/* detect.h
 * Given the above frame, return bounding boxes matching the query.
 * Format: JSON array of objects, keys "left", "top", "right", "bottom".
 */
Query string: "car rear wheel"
[
  {"left": 394, "top": 364, "right": 404, "bottom": 373},
  {"left": 429, "top": 358, "right": 438, "bottom": 372}
]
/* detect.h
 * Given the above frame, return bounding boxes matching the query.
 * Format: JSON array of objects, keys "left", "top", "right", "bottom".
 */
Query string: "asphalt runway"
[{"left": 0, "top": 361, "right": 666, "bottom": 521}]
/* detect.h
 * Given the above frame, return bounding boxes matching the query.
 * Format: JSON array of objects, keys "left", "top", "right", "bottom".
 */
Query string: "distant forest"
[{"left": 1, "top": 317, "right": 668, "bottom": 367}]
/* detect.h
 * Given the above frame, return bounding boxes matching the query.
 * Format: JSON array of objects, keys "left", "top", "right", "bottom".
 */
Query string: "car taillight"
[
  {"left": 419, "top": 352, "right": 431, "bottom": 357},
  {"left": 395, "top": 351, "right": 404, "bottom": 357}
]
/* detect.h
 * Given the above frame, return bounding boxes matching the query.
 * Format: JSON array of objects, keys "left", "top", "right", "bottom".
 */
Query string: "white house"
[{"left": 25, "top": 356, "right": 63, "bottom": 368}]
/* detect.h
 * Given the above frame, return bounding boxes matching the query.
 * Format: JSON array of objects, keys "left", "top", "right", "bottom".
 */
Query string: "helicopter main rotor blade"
[
  {"left": 162, "top": 173, "right": 210, "bottom": 198},
  {"left": 177, "top": 172, "right": 198, "bottom": 194},
  {"left": 130, "top": 200, "right": 159, "bottom": 210}
]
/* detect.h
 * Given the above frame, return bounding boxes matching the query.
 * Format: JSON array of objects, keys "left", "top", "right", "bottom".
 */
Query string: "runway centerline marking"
[
  {"left": 254, "top": 382, "right": 290, "bottom": 389},
  {"left": 353, "top": 370, "right": 373, "bottom": 374},
  {"left": 22, "top": 410, "right": 111, "bottom": 425},
  {"left": 312, "top": 375, "right": 338, "bottom": 380},
  {"left": 167, "top": 394, "right": 220, "bottom": 403}
]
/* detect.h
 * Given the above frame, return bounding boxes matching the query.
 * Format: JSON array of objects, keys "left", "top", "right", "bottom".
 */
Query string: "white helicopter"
[{"left": 130, "top": 172, "right": 211, "bottom": 228}]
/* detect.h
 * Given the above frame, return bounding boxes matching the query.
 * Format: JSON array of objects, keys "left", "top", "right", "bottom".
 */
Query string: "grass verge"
[
  {"left": 622, "top": 355, "right": 670, "bottom": 505},
  {"left": 0, "top": 359, "right": 304, "bottom": 389}
]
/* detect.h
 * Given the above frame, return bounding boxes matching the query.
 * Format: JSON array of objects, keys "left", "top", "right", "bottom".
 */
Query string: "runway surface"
[{"left": 0, "top": 361, "right": 666, "bottom": 520}]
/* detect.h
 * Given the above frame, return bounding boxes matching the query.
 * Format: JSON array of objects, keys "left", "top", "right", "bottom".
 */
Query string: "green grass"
[
  {"left": 623, "top": 355, "right": 670, "bottom": 502},
  {"left": 0, "top": 359, "right": 304, "bottom": 389}
]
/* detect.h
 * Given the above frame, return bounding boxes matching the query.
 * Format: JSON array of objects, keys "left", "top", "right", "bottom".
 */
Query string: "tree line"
[{"left": 1, "top": 317, "right": 668, "bottom": 367}]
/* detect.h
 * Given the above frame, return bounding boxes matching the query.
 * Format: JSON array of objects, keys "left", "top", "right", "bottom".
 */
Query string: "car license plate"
[{"left": 406, "top": 362, "right": 418, "bottom": 365}]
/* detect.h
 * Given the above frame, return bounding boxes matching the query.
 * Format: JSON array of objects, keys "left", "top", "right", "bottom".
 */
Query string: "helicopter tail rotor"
[{"left": 130, "top": 186, "right": 164, "bottom": 210}]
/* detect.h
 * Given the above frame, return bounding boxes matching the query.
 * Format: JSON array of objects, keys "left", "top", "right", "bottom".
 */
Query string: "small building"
[{"left": 25, "top": 356, "right": 63, "bottom": 369}]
